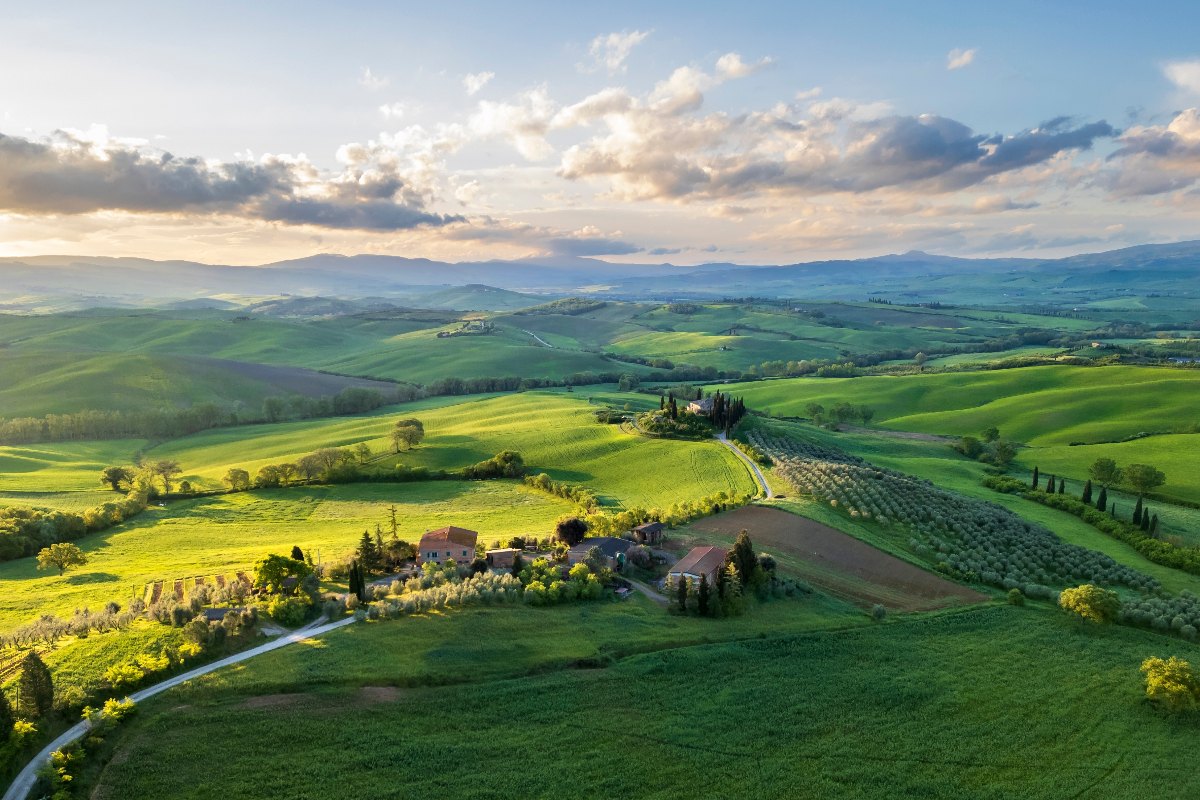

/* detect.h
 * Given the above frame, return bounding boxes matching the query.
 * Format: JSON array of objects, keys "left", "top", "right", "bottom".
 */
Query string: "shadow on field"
[{"left": 66, "top": 571, "right": 120, "bottom": 585}]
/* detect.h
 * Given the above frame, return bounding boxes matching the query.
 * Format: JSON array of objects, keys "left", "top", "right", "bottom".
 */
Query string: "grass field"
[
  {"left": 89, "top": 602, "right": 1200, "bottom": 799},
  {"left": 1022, "top": 434, "right": 1200, "bottom": 506},
  {"left": 0, "top": 439, "right": 146, "bottom": 509},
  {"left": 0, "top": 481, "right": 575, "bottom": 634},
  {"left": 720, "top": 366, "right": 1200, "bottom": 447},
  {"left": 145, "top": 391, "right": 758, "bottom": 509}
]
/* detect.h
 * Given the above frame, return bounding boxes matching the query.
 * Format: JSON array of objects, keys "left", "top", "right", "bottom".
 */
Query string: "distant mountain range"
[{"left": 2, "top": 240, "right": 1199, "bottom": 311}]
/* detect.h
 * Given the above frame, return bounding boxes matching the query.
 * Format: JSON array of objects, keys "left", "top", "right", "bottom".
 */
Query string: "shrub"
[
  {"left": 1141, "top": 656, "right": 1200, "bottom": 712},
  {"left": 871, "top": 604, "right": 887, "bottom": 621},
  {"left": 1007, "top": 588, "right": 1025, "bottom": 606},
  {"left": 1059, "top": 584, "right": 1120, "bottom": 623},
  {"left": 266, "top": 595, "right": 311, "bottom": 627}
]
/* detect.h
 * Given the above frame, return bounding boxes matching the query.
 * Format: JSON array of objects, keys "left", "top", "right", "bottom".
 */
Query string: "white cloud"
[
  {"left": 1164, "top": 59, "right": 1200, "bottom": 94},
  {"left": 946, "top": 48, "right": 977, "bottom": 71},
  {"left": 359, "top": 66, "right": 389, "bottom": 91},
  {"left": 469, "top": 86, "right": 558, "bottom": 160},
  {"left": 715, "top": 52, "right": 773, "bottom": 79},
  {"left": 587, "top": 29, "right": 650, "bottom": 73},
  {"left": 379, "top": 102, "right": 406, "bottom": 120},
  {"left": 463, "top": 71, "right": 495, "bottom": 96}
]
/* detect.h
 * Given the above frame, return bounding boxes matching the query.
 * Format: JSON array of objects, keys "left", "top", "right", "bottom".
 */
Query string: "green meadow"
[
  {"left": 91, "top": 602, "right": 1200, "bottom": 800},
  {"left": 721, "top": 365, "right": 1200, "bottom": 445},
  {"left": 0, "top": 481, "right": 575, "bottom": 634}
]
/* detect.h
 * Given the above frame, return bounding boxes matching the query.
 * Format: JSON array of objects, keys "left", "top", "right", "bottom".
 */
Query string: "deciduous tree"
[
  {"left": 1088, "top": 457, "right": 1123, "bottom": 489},
  {"left": 99, "top": 466, "right": 132, "bottom": 492},
  {"left": 1059, "top": 584, "right": 1119, "bottom": 624},
  {"left": 223, "top": 468, "right": 250, "bottom": 491},
  {"left": 16, "top": 652, "right": 53, "bottom": 719},
  {"left": 36, "top": 543, "right": 87, "bottom": 576},
  {"left": 1125, "top": 463, "right": 1166, "bottom": 497}
]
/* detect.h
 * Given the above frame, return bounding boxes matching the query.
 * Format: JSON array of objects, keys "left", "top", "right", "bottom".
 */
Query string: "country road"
[
  {"left": 716, "top": 432, "right": 774, "bottom": 499},
  {"left": 2, "top": 615, "right": 357, "bottom": 800},
  {"left": 522, "top": 329, "right": 554, "bottom": 348}
]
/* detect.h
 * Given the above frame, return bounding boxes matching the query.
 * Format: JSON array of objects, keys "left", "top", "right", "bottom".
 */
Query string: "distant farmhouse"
[
  {"left": 567, "top": 536, "right": 632, "bottom": 570},
  {"left": 417, "top": 526, "right": 478, "bottom": 565},
  {"left": 632, "top": 521, "right": 665, "bottom": 545},
  {"left": 687, "top": 396, "right": 714, "bottom": 415},
  {"left": 669, "top": 546, "right": 729, "bottom": 582},
  {"left": 485, "top": 547, "right": 521, "bottom": 569}
]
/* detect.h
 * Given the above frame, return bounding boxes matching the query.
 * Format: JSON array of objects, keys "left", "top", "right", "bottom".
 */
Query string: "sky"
[{"left": 2, "top": 0, "right": 1200, "bottom": 265}]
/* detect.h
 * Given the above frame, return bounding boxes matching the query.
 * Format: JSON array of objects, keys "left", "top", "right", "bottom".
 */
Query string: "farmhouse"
[
  {"left": 417, "top": 526, "right": 479, "bottom": 565},
  {"left": 567, "top": 536, "right": 632, "bottom": 570},
  {"left": 632, "top": 521, "right": 665, "bottom": 545},
  {"left": 485, "top": 547, "right": 521, "bottom": 569},
  {"left": 669, "top": 546, "right": 729, "bottom": 582},
  {"left": 687, "top": 396, "right": 714, "bottom": 415}
]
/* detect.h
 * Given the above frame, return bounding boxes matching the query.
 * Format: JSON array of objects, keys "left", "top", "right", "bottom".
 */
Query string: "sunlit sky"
[{"left": 2, "top": 0, "right": 1200, "bottom": 265}]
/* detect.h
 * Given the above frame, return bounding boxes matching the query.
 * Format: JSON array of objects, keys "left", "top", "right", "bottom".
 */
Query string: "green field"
[
  {"left": 0, "top": 481, "right": 575, "bottom": 634},
  {"left": 1022, "top": 434, "right": 1200, "bottom": 506},
  {"left": 721, "top": 365, "right": 1200, "bottom": 446},
  {"left": 0, "top": 439, "right": 146, "bottom": 509},
  {"left": 89, "top": 602, "right": 1200, "bottom": 799},
  {"left": 145, "top": 391, "right": 758, "bottom": 509}
]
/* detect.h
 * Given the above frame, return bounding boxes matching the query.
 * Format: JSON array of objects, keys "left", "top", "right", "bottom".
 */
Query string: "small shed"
[
  {"left": 633, "top": 521, "right": 665, "bottom": 545},
  {"left": 486, "top": 548, "right": 521, "bottom": 569}
]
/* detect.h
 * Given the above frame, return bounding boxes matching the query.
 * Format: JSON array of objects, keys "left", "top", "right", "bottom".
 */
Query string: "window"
[{"left": 462, "top": 550, "right": 467, "bottom": 556}]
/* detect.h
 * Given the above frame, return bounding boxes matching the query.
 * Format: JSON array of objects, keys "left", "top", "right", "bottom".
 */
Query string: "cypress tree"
[
  {"left": 348, "top": 560, "right": 361, "bottom": 600},
  {"left": 1032, "top": 466, "right": 1040, "bottom": 489},
  {"left": 659, "top": 395, "right": 665, "bottom": 411},
  {"left": 1150, "top": 514, "right": 1160, "bottom": 536},
  {"left": 16, "top": 652, "right": 53, "bottom": 720},
  {"left": 1057, "top": 478, "right": 1065, "bottom": 494},
  {"left": 1096, "top": 486, "right": 1108, "bottom": 512},
  {"left": 676, "top": 575, "right": 688, "bottom": 613},
  {"left": 1082, "top": 479, "right": 1093, "bottom": 504},
  {"left": 697, "top": 572, "right": 710, "bottom": 616},
  {"left": 1133, "top": 497, "right": 1143, "bottom": 525},
  {"left": 0, "top": 690, "right": 13, "bottom": 741},
  {"left": 1045, "top": 475, "right": 1055, "bottom": 493},
  {"left": 1141, "top": 510, "right": 1152, "bottom": 532},
  {"left": 290, "top": 545, "right": 304, "bottom": 562}
]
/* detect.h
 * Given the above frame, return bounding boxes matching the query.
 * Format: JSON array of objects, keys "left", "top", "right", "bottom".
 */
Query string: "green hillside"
[{"left": 721, "top": 366, "right": 1200, "bottom": 446}]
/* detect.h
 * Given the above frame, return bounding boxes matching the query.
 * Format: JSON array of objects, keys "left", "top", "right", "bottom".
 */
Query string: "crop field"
[
  {"left": 721, "top": 365, "right": 1200, "bottom": 446},
  {"left": 0, "top": 481, "right": 574, "bottom": 634},
  {"left": 685, "top": 505, "right": 987, "bottom": 609},
  {"left": 146, "top": 391, "right": 757, "bottom": 509},
  {"left": 90, "top": 604, "right": 1200, "bottom": 799}
]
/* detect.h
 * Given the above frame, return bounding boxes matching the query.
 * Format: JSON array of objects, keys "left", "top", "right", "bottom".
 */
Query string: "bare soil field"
[
  {"left": 688, "top": 505, "right": 987, "bottom": 610},
  {"left": 197, "top": 357, "right": 401, "bottom": 396}
]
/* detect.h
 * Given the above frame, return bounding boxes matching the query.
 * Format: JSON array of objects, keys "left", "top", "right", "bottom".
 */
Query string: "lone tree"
[
  {"left": 16, "top": 652, "right": 53, "bottom": 719},
  {"left": 554, "top": 516, "right": 588, "bottom": 547},
  {"left": 1059, "top": 584, "right": 1120, "bottom": 624},
  {"left": 99, "top": 465, "right": 132, "bottom": 492},
  {"left": 1088, "top": 457, "right": 1123, "bottom": 489},
  {"left": 36, "top": 543, "right": 87, "bottom": 576},
  {"left": 1141, "top": 656, "right": 1200, "bottom": 713},
  {"left": 223, "top": 468, "right": 251, "bottom": 491},
  {"left": 391, "top": 418, "right": 425, "bottom": 452},
  {"left": 1125, "top": 463, "right": 1166, "bottom": 497},
  {"left": 981, "top": 425, "right": 1000, "bottom": 443},
  {"left": 154, "top": 460, "right": 183, "bottom": 493},
  {"left": 252, "top": 553, "right": 312, "bottom": 594}
]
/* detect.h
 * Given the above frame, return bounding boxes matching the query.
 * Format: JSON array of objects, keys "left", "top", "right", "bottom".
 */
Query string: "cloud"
[
  {"left": 946, "top": 48, "right": 977, "bottom": 71},
  {"left": 1106, "top": 107, "right": 1200, "bottom": 195},
  {"left": 547, "top": 235, "right": 642, "bottom": 257},
  {"left": 468, "top": 86, "right": 557, "bottom": 160},
  {"left": 587, "top": 30, "right": 650, "bottom": 73},
  {"left": 0, "top": 129, "right": 461, "bottom": 231},
  {"left": 358, "top": 67, "right": 389, "bottom": 91},
  {"left": 554, "top": 71, "right": 1115, "bottom": 203},
  {"left": 715, "top": 53, "right": 773, "bottom": 80},
  {"left": 1164, "top": 59, "right": 1200, "bottom": 94},
  {"left": 463, "top": 71, "right": 495, "bottom": 96},
  {"left": 379, "top": 102, "right": 406, "bottom": 120}
]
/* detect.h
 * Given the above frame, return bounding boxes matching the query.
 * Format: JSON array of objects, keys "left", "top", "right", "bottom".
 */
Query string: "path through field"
[
  {"left": 521, "top": 329, "right": 555, "bottom": 348},
  {"left": 716, "top": 432, "right": 774, "bottom": 498},
  {"left": 2, "top": 615, "right": 356, "bottom": 800}
]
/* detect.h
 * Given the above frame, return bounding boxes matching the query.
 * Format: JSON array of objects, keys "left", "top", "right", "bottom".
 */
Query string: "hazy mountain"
[{"left": 0, "top": 240, "right": 1197, "bottom": 307}]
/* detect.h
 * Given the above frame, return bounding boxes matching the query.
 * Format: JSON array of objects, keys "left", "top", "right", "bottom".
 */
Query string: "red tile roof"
[
  {"left": 419, "top": 526, "right": 479, "bottom": 549},
  {"left": 669, "top": 546, "right": 728, "bottom": 579}
]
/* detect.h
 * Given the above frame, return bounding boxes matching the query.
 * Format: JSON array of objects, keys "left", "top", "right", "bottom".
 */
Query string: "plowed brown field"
[{"left": 688, "top": 505, "right": 987, "bottom": 610}]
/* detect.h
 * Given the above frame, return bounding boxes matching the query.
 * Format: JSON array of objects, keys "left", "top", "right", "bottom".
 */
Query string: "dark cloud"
[
  {"left": 0, "top": 131, "right": 456, "bottom": 231},
  {"left": 1104, "top": 110, "right": 1200, "bottom": 196},
  {"left": 647, "top": 246, "right": 683, "bottom": 255},
  {"left": 547, "top": 237, "right": 642, "bottom": 257}
]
